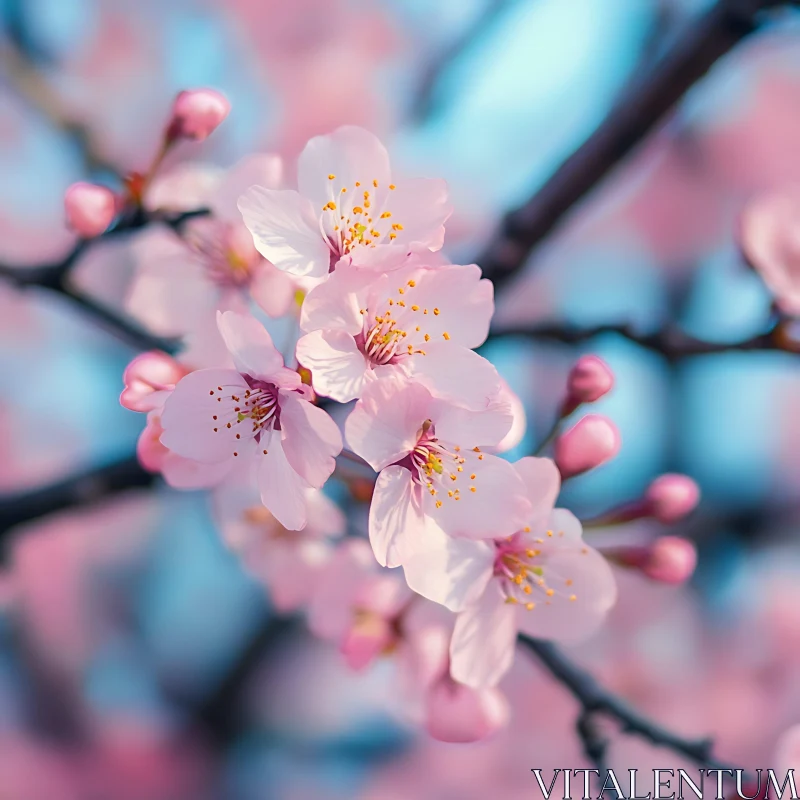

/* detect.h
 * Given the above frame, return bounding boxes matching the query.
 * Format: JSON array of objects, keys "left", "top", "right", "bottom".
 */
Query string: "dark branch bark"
[
  {"left": 487, "top": 319, "right": 798, "bottom": 362},
  {"left": 519, "top": 636, "right": 737, "bottom": 769},
  {"left": 477, "top": 0, "right": 794, "bottom": 289},
  {"left": 0, "top": 209, "right": 207, "bottom": 353},
  {"left": 0, "top": 455, "right": 156, "bottom": 542}
]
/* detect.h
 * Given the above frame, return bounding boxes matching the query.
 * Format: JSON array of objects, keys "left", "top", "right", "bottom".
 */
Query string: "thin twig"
[
  {"left": 487, "top": 320, "right": 797, "bottom": 362},
  {"left": 477, "top": 0, "right": 795, "bottom": 290},
  {"left": 519, "top": 636, "right": 738, "bottom": 769},
  {"left": 0, "top": 455, "right": 157, "bottom": 542},
  {"left": 0, "top": 209, "right": 208, "bottom": 353}
]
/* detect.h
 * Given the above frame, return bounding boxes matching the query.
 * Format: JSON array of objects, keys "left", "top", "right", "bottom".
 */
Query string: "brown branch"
[
  {"left": 519, "top": 636, "right": 739, "bottom": 771},
  {"left": 477, "top": 0, "right": 796, "bottom": 290},
  {"left": 487, "top": 319, "right": 798, "bottom": 362}
]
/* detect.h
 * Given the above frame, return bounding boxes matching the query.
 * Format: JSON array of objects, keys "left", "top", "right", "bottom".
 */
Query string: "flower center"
[
  {"left": 208, "top": 376, "right": 280, "bottom": 451},
  {"left": 396, "top": 422, "right": 480, "bottom": 509},
  {"left": 184, "top": 219, "right": 255, "bottom": 288},
  {"left": 356, "top": 279, "right": 451, "bottom": 367},
  {"left": 493, "top": 534, "right": 578, "bottom": 612},
  {"left": 319, "top": 174, "right": 404, "bottom": 260}
]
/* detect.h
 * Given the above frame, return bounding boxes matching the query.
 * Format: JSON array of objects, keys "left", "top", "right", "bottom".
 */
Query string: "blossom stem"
[
  {"left": 518, "top": 635, "right": 741, "bottom": 772},
  {"left": 477, "top": 0, "right": 797, "bottom": 291}
]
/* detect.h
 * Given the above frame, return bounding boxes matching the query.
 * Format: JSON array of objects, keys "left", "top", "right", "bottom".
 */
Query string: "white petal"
[
  {"left": 401, "top": 524, "right": 494, "bottom": 611},
  {"left": 279, "top": 392, "right": 342, "bottom": 488},
  {"left": 450, "top": 585, "right": 518, "bottom": 688},
  {"left": 369, "top": 465, "right": 421, "bottom": 568},
  {"left": 344, "top": 377, "right": 432, "bottom": 471},
  {"left": 295, "top": 330, "right": 368, "bottom": 402},
  {"left": 216, "top": 310, "right": 284, "bottom": 378},
  {"left": 238, "top": 186, "right": 330, "bottom": 277},
  {"left": 407, "top": 345, "right": 502, "bottom": 410},
  {"left": 256, "top": 431, "right": 310, "bottom": 530},
  {"left": 298, "top": 126, "right": 391, "bottom": 212}
]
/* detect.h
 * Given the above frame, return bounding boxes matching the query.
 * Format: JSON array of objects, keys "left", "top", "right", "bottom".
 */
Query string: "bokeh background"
[{"left": 2, "top": 0, "right": 800, "bottom": 797}]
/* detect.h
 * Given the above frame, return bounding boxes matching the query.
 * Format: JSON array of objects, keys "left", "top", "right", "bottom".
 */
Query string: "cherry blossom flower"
[
  {"left": 238, "top": 125, "right": 451, "bottom": 278},
  {"left": 395, "top": 457, "right": 615, "bottom": 688},
  {"left": 344, "top": 377, "right": 532, "bottom": 568},
  {"left": 126, "top": 155, "right": 296, "bottom": 339},
  {"left": 159, "top": 311, "right": 342, "bottom": 529},
  {"left": 213, "top": 474, "right": 344, "bottom": 612},
  {"left": 296, "top": 259, "right": 498, "bottom": 405},
  {"left": 308, "top": 538, "right": 414, "bottom": 670}
]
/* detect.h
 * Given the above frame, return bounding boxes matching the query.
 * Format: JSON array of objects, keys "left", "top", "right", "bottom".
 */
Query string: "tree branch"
[
  {"left": 0, "top": 209, "right": 207, "bottom": 353},
  {"left": 0, "top": 455, "right": 156, "bottom": 542},
  {"left": 477, "top": 0, "right": 794, "bottom": 289},
  {"left": 519, "top": 636, "right": 737, "bottom": 769},
  {"left": 487, "top": 319, "right": 798, "bottom": 362}
]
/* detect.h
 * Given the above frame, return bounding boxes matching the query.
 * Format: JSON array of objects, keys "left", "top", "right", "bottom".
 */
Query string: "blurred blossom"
[
  {"left": 166, "top": 88, "right": 231, "bottom": 143},
  {"left": 64, "top": 182, "right": 117, "bottom": 237}
]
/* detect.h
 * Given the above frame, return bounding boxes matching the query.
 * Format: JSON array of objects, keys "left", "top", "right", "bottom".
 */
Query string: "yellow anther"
[
  {"left": 526, "top": 602, "right": 535, "bottom": 611},
  {"left": 355, "top": 181, "right": 361, "bottom": 187},
  {"left": 457, "top": 467, "right": 463, "bottom": 472},
  {"left": 324, "top": 201, "right": 337, "bottom": 210},
  {"left": 424, "top": 333, "right": 430, "bottom": 342},
  {"left": 523, "top": 525, "right": 531, "bottom": 533},
  {"left": 328, "top": 174, "right": 335, "bottom": 180},
  {"left": 411, "top": 305, "right": 419, "bottom": 311},
  {"left": 570, "top": 594, "right": 577, "bottom": 602},
  {"left": 523, "top": 586, "right": 532, "bottom": 595},
  {"left": 470, "top": 474, "right": 476, "bottom": 480},
  {"left": 373, "top": 179, "right": 378, "bottom": 187},
  {"left": 546, "top": 589, "right": 555, "bottom": 597},
  {"left": 565, "top": 579, "right": 573, "bottom": 587},
  {"left": 514, "top": 575, "right": 523, "bottom": 585},
  {"left": 380, "top": 211, "right": 391, "bottom": 219},
  {"left": 433, "top": 308, "right": 440, "bottom": 316},
  {"left": 397, "top": 300, "right": 405, "bottom": 307},
  {"left": 473, "top": 447, "right": 481, "bottom": 452},
  {"left": 546, "top": 530, "right": 553, "bottom": 537},
  {"left": 407, "top": 279, "right": 416, "bottom": 287},
  {"left": 389, "top": 233, "right": 397, "bottom": 240},
  {"left": 442, "top": 332, "right": 450, "bottom": 341},
  {"left": 470, "top": 486, "right": 476, "bottom": 493},
  {"left": 450, "top": 474, "right": 457, "bottom": 482},
  {"left": 353, "top": 206, "right": 363, "bottom": 214},
  {"left": 341, "top": 187, "right": 347, "bottom": 193},
  {"left": 436, "top": 501, "right": 442, "bottom": 508},
  {"left": 398, "top": 287, "right": 405, "bottom": 294}
]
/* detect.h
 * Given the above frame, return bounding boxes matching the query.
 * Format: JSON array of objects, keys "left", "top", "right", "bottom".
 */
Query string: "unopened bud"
[
  {"left": 166, "top": 89, "right": 230, "bottom": 143},
  {"left": 563, "top": 355, "right": 614, "bottom": 414},
  {"left": 644, "top": 474, "right": 700, "bottom": 523},
  {"left": 554, "top": 414, "right": 620, "bottom": 479},
  {"left": 640, "top": 536, "right": 697, "bottom": 584},
  {"left": 64, "top": 182, "right": 117, "bottom": 237}
]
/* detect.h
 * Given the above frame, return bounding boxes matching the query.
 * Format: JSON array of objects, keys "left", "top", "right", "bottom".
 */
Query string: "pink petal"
[
  {"left": 249, "top": 262, "right": 297, "bottom": 318},
  {"left": 161, "top": 453, "right": 233, "bottom": 490},
  {"left": 216, "top": 310, "right": 284, "bottom": 378},
  {"left": 295, "top": 329, "right": 368, "bottom": 402},
  {"left": 297, "top": 126, "right": 391, "bottom": 213},
  {"left": 369, "top": 465, "right": 422, "bottom": 568},
  {"left": 401, "top": 523, "right": 494, "bottom": 612},
  {"left": 432, "top": 397, "right": 513, "bottom": 448},
  {"left": 389, "top": 263, "right": 493, "bottom": 348},
  {"left": 514, "top": 456, "right": 561, "bottom": 530},
  {"left": 407, "top": 345, "right": 502, "bottom": 410},
  {"left": 450, "top": 584, "right": 518, "bottom": 689},
  {"left": 213, "top": 154, "right": 283, "bottom": 222},
  {"left": 307, "top": 539, "right": 375, "bottom": 640},
  {"left": 516, "top": 509, "right": 617, "bottom": 643},
  {"left": 238, "top": 186, "right": 331, "bottom": 277},
  {"left": 426, "top": 451, "right": 532, "bottom": 540},
  {"left": 160, "top": 368, "right": 248, "bottom": 463},
  {"left": 425, "top": 677, "right": 509, "bottom": 743},
  {"left": 299, "top": 263, "right": 370, "bottom": 335},
  {"left": 257, "top": 430, "right": 310, "bottom": 530},
  {"left": 345, "top": 377, "right": 432, "bottom": 470},
  {"left": 121, "top": 351, "right": 186, "bottom": 413},
  {"left": 279, "top": 393, "right": 342, "bottom": 488}
]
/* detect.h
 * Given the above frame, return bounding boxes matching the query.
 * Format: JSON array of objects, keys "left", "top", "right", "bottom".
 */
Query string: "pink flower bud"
[
  {"left": 564, "top": 355, "right": 614, "bottom": 411},
  {"left": 640, "top": 536, "right": 697, "bottom": 585},
  {"left": 644, "top": 473, "right": 700, "bottom": 523},
  {"left": 554, "top": 414, "right": 621, "bottom": 479},
  {"left": 64, "top": 182, "right": 117, "bottom": 237},
  {"left": 425, "top": 677, "right": 509, "bottom": 743},
  {"left": 166, "top": 89, "right": 230, "bottom": 142}
]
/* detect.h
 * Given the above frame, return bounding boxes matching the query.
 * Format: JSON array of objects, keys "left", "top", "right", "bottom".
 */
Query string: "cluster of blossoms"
[{"left": 106, "top": 95, "right": 701, "bottom": 741}]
